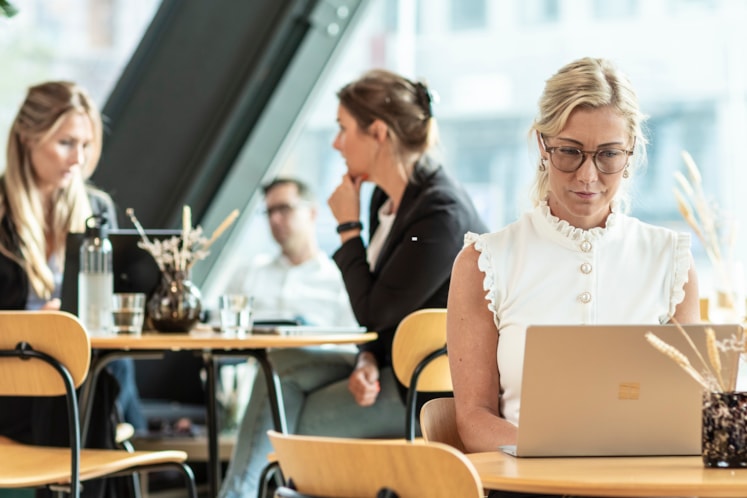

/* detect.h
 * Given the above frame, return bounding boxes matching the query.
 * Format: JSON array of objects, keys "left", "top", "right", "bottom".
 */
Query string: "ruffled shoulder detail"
[
  {"left": 463, "top": 231, "right": 480, "bottom": 247},
  {"left": 537, "top": 199, "right": 618, "bottom": 242},
  {"left": 463, "top": 232, "right": 497, "bottom": 316},
  {"left": 669, "top": 232, "right": 692, "bottom": 316}
]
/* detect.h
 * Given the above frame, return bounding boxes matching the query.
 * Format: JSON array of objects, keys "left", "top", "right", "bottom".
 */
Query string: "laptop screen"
[{"left": 60, "top": 229, "right": 182, "bottom": 316}]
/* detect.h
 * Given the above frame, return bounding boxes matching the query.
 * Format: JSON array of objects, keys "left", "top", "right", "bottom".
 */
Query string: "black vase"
[
  {"left": 147, "top": 269, "right": 202, "bottom": 332},
  {"left": 702, "top": 391, "right": 747, "bottom": 468}
]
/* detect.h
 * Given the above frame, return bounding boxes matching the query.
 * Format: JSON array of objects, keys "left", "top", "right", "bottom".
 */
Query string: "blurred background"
[{"left": 1, "top": 0, "right": 744, "bottom": 305}]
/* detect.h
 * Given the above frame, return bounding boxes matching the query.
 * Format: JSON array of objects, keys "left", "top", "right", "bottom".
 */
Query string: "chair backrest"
[
  {"left": 699, "top": 297, "right": 709, "bottom": 321},
  {"left": 0, "top": 310, "right": 91, "bottom": 497},
  {"left": 268, "top": 430, "right": 483, "bottom": 498},
  {"left": 419, "top": 397, "right": 466, "bottom": 453},
  {"left": 0, "top": 310, "right": 90, "bottom": 396},
  {"left": 391, "top": 308, "right": 451, "bottom": 440},
  {"left": 391, "top": 308, "right": 450, "bottom": 391}
]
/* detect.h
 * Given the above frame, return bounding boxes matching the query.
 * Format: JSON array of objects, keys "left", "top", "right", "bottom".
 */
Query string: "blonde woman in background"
[{"left": 0, "top": 81, "right": 142, "bottom": 498}]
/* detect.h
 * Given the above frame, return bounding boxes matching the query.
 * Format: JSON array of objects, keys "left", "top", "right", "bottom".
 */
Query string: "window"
[
  {"left": 8, "top": 0, "right": 741, "bottom": 302},
  {"left": 670, "top": 0, "right": 717, "bottom": 16},
  {"left": 518, "top": 0, "right": 561, "bottom": 25},
  {"left": 450, "top": 0, "right": 487, "bottom": 31},
  {"left": 593, "top": 0, "right": 638, "bottom": 20},
  {"left": 221, "top": 0, "right": 746, "bottom": 300},
  {"left": 0, "top": 0, "right": 161, "bottom": 147}
]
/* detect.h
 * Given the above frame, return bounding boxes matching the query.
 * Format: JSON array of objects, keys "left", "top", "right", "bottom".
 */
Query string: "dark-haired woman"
[{"left": 220, "top": 69, "right": 486, "bottom": 498}]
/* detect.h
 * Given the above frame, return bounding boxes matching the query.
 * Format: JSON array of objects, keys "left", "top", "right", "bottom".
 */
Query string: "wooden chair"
[
  {"left": 419, "top": 397, "right": 466, "bottom": 453},
  {"left": 391, "top": 308, "right": 451, "bottom": 441},
  {"left": 267, "top": 430, "right": 483, "bottom": 498},
  {"left": 0, "top": 310, "right": 198, "bottom": 498},
  {"left": 261, "top": 309, "right": 451, "bottom": 497},
  {"left": 700, "top": 297, "right": 709, "bottom": 321}
]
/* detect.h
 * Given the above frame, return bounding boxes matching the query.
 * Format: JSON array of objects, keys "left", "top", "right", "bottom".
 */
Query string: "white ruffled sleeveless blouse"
[{"left": 465, "top": 201, "right": 691, "bottom": 426}]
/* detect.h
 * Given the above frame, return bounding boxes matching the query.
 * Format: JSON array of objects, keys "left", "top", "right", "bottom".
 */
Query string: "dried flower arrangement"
[
  {"left": 674, "top": 151, "right": 739, "bottom": 264},
  {"left": 126, "top": 206, "right": 239, "bottom": 272},
  {"left": 673, "top": 151, "right": 742, "bottom": 315},
  {"left": 645, "top": 318, "right": 744, "bottom": 392},
  {"left": 650, "top": 318, "right": 747, "bottom": 468}
]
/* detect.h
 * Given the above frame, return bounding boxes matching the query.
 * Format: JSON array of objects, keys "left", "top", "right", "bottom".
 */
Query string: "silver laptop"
[
  {"left": 251, "top": 325, "right": 366, "bottom": 336},
  {"left": 501, "top": 323, "right": 744, "bottom": 458}
]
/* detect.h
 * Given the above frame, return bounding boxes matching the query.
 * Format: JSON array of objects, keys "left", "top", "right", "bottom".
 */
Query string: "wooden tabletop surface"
[
  {"left": 467, "top": 450, "right": 747, "bottom": 497},
  {"left": 89, "top": 330, "right": 377, "bottom": 350}
]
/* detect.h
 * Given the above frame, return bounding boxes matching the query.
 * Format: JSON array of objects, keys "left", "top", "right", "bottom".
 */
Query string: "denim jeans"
[
  {"left": 107, "top": 358, "right": 147, "bottom": 430},
  {"left": 218, "top": 347, "right": 406, "bottom": 498}
]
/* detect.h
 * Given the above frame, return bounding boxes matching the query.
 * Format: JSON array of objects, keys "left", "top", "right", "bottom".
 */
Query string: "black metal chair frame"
[
  {"left": 0, "top": 340, "right": 198, "bottom": 498},
  {"left": 405, "top": 345, "right": 448, "bottom": 441}
]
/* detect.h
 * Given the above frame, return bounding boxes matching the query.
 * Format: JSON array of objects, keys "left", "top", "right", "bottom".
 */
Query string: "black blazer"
[{"left": 333, "top": 155, "right": 487, "bottom": 368}]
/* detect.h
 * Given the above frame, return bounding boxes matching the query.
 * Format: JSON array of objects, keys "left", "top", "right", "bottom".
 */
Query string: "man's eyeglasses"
[
  {"left": 263, "top": 203, "right": 307, "bottom": 217},
  {"left": 540, "top": 134, "right": 635, "bottom": 174}
]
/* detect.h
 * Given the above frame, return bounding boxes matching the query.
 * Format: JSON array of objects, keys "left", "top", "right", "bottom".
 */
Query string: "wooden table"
[
  {"left": 467, "top": 451, "right": 747, "bottom": 497},
  {"left": 82, "top": 330, "right": 376, "bottom": 498}
]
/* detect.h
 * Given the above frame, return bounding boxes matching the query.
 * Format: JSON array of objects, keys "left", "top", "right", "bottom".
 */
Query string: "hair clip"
[{"left": 414, "top": 82, "right": 438, "bottom": 119}]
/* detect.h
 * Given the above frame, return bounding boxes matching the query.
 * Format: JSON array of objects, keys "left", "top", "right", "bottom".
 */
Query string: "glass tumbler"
[{"left": 218, "top": 294, "right": 253, "bottom": 336}]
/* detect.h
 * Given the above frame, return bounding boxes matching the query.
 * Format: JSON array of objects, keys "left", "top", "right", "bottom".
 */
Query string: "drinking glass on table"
[
  {"left": 219, "top": 294, "right": 253, "bottom": 336},
  {"left": 111, "top": 292, "right": 146, "bottom": 334}
]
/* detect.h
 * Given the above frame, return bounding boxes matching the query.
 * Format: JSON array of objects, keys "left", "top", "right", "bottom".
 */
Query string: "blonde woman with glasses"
[{"left": 447, "top": 57, "right": 700, "bottom": 498}]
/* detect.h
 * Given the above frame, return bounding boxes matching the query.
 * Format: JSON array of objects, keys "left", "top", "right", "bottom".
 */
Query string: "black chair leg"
[
  {"left": 119, "top": 438, "right": 143, "bottom": 498},
  {"left": 257, "top": 460, "right": 283, "bottom": 498},
  {"left": 177, "top": 461, "right": 199, "bottom": 498}
]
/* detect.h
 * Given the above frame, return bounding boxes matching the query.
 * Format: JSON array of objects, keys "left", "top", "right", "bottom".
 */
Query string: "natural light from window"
[{"left": 255, "top": 0, "right": 747, "bottom": 304}]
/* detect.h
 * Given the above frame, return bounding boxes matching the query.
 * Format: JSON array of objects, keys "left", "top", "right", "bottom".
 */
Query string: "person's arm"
[
  {"left": 328, "top": 173, "right": 363, "bottom": 245},
  {"left": 347, "top": 351, "right": 380, "bottom": 406},
  {"left": 447, "top": 244, "right": 517, "bottom": 452},
  {"left": 672, "top": 253, "right": 701, "bottom": 324},
  {"left": 335, "top": 206, "right": 467, "bottom": 331}
]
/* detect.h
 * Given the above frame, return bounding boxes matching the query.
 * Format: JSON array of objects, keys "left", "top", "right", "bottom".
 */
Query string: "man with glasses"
[
  {"left": 227, "top": 177, "right": 357, "bottom": 326},
  {"left": 220, "top": 178, "right": 358, "bottom": 498}
]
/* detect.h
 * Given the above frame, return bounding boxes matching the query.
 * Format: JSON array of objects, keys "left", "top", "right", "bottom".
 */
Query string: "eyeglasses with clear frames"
[{"left": 540, "top": 134, "right": 635, "bottom": 174}]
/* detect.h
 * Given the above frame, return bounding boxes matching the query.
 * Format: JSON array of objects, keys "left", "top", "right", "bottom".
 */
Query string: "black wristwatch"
[{"left": 336, "top": 221, "right": 363, "bottom": 233}]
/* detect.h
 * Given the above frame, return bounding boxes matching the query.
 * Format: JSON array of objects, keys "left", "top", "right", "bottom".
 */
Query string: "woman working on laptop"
[
  {"left": 0, "top": 81, "right": 144, "bottom": 496},
  {"left": 446, "top": 57, "right": 701, "bottom": 494}
]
